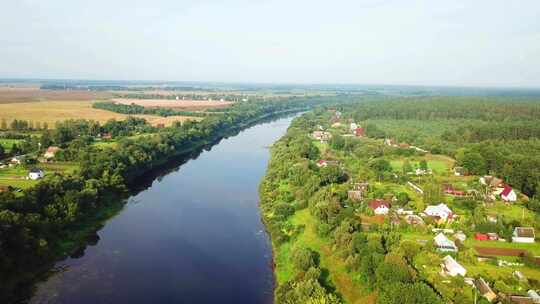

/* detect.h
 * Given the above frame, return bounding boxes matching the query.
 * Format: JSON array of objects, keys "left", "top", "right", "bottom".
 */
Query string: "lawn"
[
  {"left": 0, "top": 138, "right": 23, "bottom": 152},
  {"left": 486, "top": 202, "right": 536, "bottom": 225},
  {"left": 0, "top": 162, "right": 79, "bottom": 189},
  {"left": 274, "top": 208, "right": 371, "bottom": 304},
  {"left": 390, "top": 157, "right": 450, "bottom": 175}
]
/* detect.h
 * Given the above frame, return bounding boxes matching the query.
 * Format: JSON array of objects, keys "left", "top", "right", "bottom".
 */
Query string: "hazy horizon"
[{"left": 2, "top": 0, "right": 540, "bottom": 88}]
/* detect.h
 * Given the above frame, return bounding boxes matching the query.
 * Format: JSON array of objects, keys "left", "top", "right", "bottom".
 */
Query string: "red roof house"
[
  {"left": 475, "top": 233, "right": 489, "bottom": 241},
  {"left": 501, "top": 185, "right": 517, "bottom": 202},
  {"left": 368, "top": 199, "right": 390, "bottom": 215},
  {"left": 354, "top": 128, "right": 365, "bottom": 137}
]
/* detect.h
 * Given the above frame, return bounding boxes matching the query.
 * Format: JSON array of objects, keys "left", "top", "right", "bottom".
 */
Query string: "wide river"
[{"left": 30, "top": 115, "right": 297, "bottom": 304}]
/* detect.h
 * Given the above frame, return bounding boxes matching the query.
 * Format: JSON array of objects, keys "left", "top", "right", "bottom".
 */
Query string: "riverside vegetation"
[
  {"left": 0, "top": 96, "right": 357, "bottom": 303},
  {"left": 259, "top": 98, "right": 540, "bottom": 304}
]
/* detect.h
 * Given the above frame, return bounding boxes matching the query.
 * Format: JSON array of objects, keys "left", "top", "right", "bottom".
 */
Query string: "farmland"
[
  {"left": 0, "top": 162, "right": 79, "bottom": 189},
  {"left": 0, "top": 139, "right": 23, "bottom": 152},
  {"left": 0, "top": 100, "right": 199, "bottom": 128},
  {"left": 0, "top": 86, "right": 111, "bottom": 103},
  {"left": 111, "top": 98, "right": 232, "bottom": 110}
]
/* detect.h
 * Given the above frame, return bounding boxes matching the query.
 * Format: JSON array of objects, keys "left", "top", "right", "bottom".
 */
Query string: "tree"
[
  {"left": 0, "top": 118, "right": 6, "bottom": 130},
  {"left": 0, "top": 145, "right": 4, "bottom": 158},
  {"left": 423, "top": 181, "right": 443, "bottom": 205},
  {"left": 291, "top": 247, "right": 317, "bottom": 272},
  {"left": 419, "top": 159, "right": 428, "bottom": 170},
  {"left": 402, "top": 160, "right": 413, "bottom": 175},
  {"left": 460, "top": 151, "right": 486, "bottom": 175}
]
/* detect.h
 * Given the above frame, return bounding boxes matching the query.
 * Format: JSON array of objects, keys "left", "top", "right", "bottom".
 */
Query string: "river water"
[{"left": 30, "top": 115, "right": 297, "bottom": 304}]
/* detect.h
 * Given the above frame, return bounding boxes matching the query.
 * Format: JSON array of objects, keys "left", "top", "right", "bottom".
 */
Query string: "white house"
[
  {"left": 28, "top": 168, "right": 44, "bottom": 180},
  {"left": 349, "top": 122, "right": 358, "bottom": 132},
  {"left": 512, "top": 227, "right": 535, "bottom": 243},
  {"left": 500, "top": 185, "right": 517, "bottom": 202},
  {"left": 441, "top": 255, "right": 466, "bottom": 277},
  {"left": 434, "top": 233, "right": 458, "bottom": 252},
  {"left": 424, "top": 203, "right": 453, "bottom": 221},
  {"left": 368, "top": 199, "right": 390, "bottom": 215}
]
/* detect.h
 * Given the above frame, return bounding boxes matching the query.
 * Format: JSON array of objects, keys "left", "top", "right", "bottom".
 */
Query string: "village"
[{"left": 308, "top": 110, "right": 540, "bottom": 304}]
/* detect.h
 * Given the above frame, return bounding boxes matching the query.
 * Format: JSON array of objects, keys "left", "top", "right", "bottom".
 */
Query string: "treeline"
[
  {"left": 93, "top": 101, "right": 213, "bottom": 117},
  {"left": 0, "top": 119, "right": 49, "bottom": 131},
  {"left": 351, "top": 97, "right": 540, "bottom": 121},
  {"left": 260, "top": 113, "right": 442, "bottom": 304},
  {"left": 0, "top": 96, "right": 354, "bottom": 303}
]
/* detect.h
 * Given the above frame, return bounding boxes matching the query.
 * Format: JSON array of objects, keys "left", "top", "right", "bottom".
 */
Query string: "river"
[{"left": 30, "top": 114, "right": 297, "bottom": 304}]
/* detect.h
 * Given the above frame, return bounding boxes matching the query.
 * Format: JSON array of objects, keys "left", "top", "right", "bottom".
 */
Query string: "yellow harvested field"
[
  {"left": 112, "top": 98, "right": 232, "bottom": 110},
  {"left": 0, "top": 100, "right": 199, "bottom": 128}
]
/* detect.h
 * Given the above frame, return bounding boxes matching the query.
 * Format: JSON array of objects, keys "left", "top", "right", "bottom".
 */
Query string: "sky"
[{"left": 1, "top": 0, "right": 539, "bottom": 87}]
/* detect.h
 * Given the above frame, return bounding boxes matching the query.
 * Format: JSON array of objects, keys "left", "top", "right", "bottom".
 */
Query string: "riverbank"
[
  {"left": 28, "top": 112, "right": 298, "bottom": 304},
  {"left": 1, "top": 103, "right": 309, "bottom": 304}
]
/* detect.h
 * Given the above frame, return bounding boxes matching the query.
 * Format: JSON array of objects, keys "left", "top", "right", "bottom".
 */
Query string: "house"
[
  {"left": 424, "top": 203, "right": 453, "bottom": 221},
  {"left": 331, "top": 122, "right": 342, "bottom": 128},
  {"left": 404, "top": 214, "right": 425, "bottom": 225},
  {"left": 10, "top": 156, "right": 24, "bottom": 165},
  {"left": 487, "top": 233, "right": 499, "bottom": 241},
  {"left": 312, "top": 131, "right": 332, "bottom": 142},
  {"left": 480, "top": 176, "right": 504, "bottom": 188},
  {"left": 513, "top": 271, "right": 526, "bottom": 282},
  {"left": 28, "top": 168, "right": 44, "bottom": 180},
  {"left": 43, "top": 146, "right": 61, "bottom": 159},
  {"left": 443, "top": 184, "right": 466, "bottom": 197},
  {"left": 441, "top": 255, "right": 466, "bottom": 277},
  {"left": 501, "top": 185, "right": 517, "bottom": 202},
  {"left": 508, "top": 295, "right": 535, "bottom": 304},
  {"left": 349, "top": 122, "right": 358, "bottom": 132},
  {"left": 454, "top": 166, "right": 465, "bottom": 176},
  {"left": 354, "top": 127, "right": 365, "bottom": 137},
  {"left": 434, "top": 233, "right": 458, "bottom": 252},
  {"left": 101, "top": 132, "right": 113, "bottom": 140},
  {"left": 396, "top": 208, "right": 414, "bottom": 215},
  {"left": 384, "top": 138, "right": 397, "bottom": 147},
  {"left": 475, "top": 233, "right": 489, "bottom": 241},
  {"left": 415, "top": 168, "right": 432, "bottom": 175},
  {"left": 368, "top": 199, "right": 390, "bottom": 215},
  {"left": 527, "top": 290, "right": 540, "bottom": 303},
  {"left": 475, "top": 277, "right": 497, "bottom": 302},
  {"left": 347, "top": 183, "right": 368, "bottom": 202},
  {"left": 455, "top": 231, "right": 467, "bottom": 242},
  {"left": 512, "top": 227, "right": 535, "bottom": 243},
  {"left": 0, "top": 185, "right": 10, "bottom": 193}
]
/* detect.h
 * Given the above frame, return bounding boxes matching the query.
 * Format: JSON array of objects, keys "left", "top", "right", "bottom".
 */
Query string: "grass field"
[
  {"left": 274, "top": 208, "right": 372, "bottom": 304},
  {"left": 0, "top": 100, "right": 199, "bottom": 128},
  {"left": 0, "top": 162, "right": 79, "bottom": 189},
  {"left": 390, "top": 157, "right": 450, "bottom": 174},
  {"left": 0, "top": 138, "right": 23, "bottom": 152}
]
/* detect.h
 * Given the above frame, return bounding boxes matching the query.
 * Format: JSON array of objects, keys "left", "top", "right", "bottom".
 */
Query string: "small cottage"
[
  {"left": 434, "top": 233, "right": 458, "bottom": 252},
  {"left": 368, "top": 199, "right": 390, "bottom": 215},
  {"left": 424, "top": 203, "right": 453, "bottom": 221},
  {"left": 453, "top": 166, "right": 465, "bottom": 176},
  {"left": 476, "top": 277, "right": 497, "bottom": 302},
  {"left": 441, "top": 255, "right": 466, "bottom": 277},
  {"left": 512, "top": 227, "right": 535, "bottom": 243},
  {"left": 501, "top": 185, "right": 517, "bottom": 202},
  {"left": 354, "top": 127, "right": 365, "bottom": 137},
  {"left": 43, "top": 146, "right": 61, "bottom": 159},
  {"left": 28, "top": 168, "right": 44, "bottom": 180}
]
